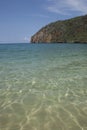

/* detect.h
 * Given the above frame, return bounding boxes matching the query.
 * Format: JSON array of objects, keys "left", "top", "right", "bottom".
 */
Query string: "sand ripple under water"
[{"left": 0, "top": 43, "right": 87, "bottom": 130}]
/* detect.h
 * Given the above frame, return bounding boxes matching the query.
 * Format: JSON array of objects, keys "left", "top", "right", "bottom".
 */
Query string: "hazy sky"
[{"left": 0, "top": 0, "right": 87, "bottom": 43}]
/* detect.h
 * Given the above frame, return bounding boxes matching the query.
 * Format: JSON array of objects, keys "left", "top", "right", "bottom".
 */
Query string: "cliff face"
[{"left": 31, "top": 15, "right": 87, "bottom": 43}]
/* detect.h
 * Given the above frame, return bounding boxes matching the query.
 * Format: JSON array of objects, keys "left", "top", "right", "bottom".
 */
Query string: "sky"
[{"left": 0, "top": 0, "right": 87, "bottom": 43}]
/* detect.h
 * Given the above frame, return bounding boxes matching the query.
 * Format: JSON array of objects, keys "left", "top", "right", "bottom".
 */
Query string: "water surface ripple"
[{"left": 0, "top": 43, "right": 87, "bottom": 130}]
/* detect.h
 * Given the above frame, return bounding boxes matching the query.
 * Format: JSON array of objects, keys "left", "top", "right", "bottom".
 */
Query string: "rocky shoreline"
[{"left": 31, "top": 15, "right": 87, "bottom": 43}]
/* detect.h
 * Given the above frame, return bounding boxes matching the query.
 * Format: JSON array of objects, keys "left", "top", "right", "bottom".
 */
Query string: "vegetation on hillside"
[{"left": 31, "top": 15, "right": 87, "bottom": 43}]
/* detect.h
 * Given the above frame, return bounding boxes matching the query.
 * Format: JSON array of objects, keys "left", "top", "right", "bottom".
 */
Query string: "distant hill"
[{"left": 31, "top": 15, "right": 87, "bottom": 43}]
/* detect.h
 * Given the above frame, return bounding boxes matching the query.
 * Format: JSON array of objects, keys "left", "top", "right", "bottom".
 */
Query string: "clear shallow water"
[{"left": 0, "top": 43, "right": 87, "bottom": 130}]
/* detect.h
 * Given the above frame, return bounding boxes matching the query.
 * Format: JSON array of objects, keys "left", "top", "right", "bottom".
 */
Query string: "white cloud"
[
  {"left": 66, "top": 0, "right": 87, "bottom": 13},
  {"left": 46, "top": 0, "right": 87, "bottom": 15},
  {"left": 24, "top": 36, "right": 29, "bottom": 42}
]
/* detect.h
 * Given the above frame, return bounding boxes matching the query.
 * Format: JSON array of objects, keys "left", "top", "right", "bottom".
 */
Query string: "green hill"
[{"left": 31, "top": 15, "right": 87, "bottom": 43}]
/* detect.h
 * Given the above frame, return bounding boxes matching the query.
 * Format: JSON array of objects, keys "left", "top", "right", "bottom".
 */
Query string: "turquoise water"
[{"left": 0, "top": 43, "right": 87, "bottom": 130}]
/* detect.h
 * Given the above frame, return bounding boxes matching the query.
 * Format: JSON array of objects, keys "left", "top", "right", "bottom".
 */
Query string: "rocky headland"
[{"left": 31, "top": 15, "right": 87, "bottom": 43}]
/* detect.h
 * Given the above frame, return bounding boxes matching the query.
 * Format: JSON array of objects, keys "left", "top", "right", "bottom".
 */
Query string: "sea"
[{"left": 0, "top": 43, "right": 87, "bottom": 130}]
